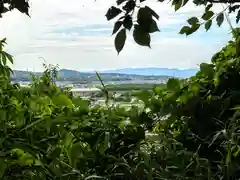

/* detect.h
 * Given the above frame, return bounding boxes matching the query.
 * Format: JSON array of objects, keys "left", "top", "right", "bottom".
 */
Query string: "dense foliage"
[{"left": 0, "top": 28, "right": 240, "bottom": 179}]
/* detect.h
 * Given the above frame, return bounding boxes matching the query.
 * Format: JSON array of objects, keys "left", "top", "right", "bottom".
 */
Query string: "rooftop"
[{"left": 70, "top": 87, "right": 101, "bottom": 92}]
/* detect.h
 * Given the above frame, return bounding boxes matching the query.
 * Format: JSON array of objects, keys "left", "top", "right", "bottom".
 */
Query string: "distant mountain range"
[
  {"left": 11, "top": 68, "right": 199, "bottom": 82},
  {"left": 101, "top": 68, "right": 198, "bottom": 78}
]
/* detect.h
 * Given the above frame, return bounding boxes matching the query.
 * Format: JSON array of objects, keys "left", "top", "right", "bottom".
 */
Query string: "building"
[{"left": 70, "top": 87, "right": 101, "bottom": 97}]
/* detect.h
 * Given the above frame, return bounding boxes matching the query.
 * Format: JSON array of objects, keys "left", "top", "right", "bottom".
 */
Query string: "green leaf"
[
  {"left": 1, "top": 53, "right": 6, "bottom": 65},
  {"left": 174, "top": 0, "right": 182, "bottom": 11},
  {"left": 200, "top": 63, "right": 214, "bottom": 78},
  {"left": 167, "top": 78, "right": 180, "bottom": 91},
  {"left": 69, "top": 143, "right": 82, "bottom": 168},
  {"left": 216, "top": 13, "right": 224, "bottom": 27},
  {"left": 133, "top": 25, "right": 151, "bottom": 47},
  {"left": 112, "top": 21, "right": 122, "bottom": 35},
  {"left": 115, "top": 28, "right": 126, "bottom": 54},
  {"left": 123, "top": 15, "right": 133, "bottom": 30},
  {"left": 52, "top": 94, "right": 73, "bottom": 109},
  {"left": 205, "top": 20, "right": 212, "bottom": 31},
  {"left": 4, "top": 52, "right": 13, "bottom": 64},
  {"left": 179, "top": 26, "right": 191, "bottom": 35},
  {"left": 187, "top": 17, "right": 199, "bottom": 25},
  {"left": 202, "top": 11, "right": 214, "bottom": 21},
  {"left": 105, "top": 6, "right": 122, "bottom": 21},
  {"left": 140, "top": 0, "right": 146, "bottom": 2}
]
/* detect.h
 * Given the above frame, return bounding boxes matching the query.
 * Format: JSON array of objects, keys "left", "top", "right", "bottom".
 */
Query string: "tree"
[
  {"left": 0, "top": 0, "right": 239, "bottom": 53},
  {"left": 106, "top": 0, "right": 240, "bottom": 53},
  {"left": 0, "top": 0, "right": 29, "bottom": 17}
]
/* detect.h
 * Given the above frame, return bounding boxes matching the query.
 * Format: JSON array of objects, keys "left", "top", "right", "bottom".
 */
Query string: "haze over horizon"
[{"left": 0, "top": 0, "right": 236, "bottom": 72}]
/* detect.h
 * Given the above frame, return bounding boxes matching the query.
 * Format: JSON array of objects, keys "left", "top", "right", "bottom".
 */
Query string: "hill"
[
  {"left": 11, "top": 69, "right": 172, "bottom": 84},
  {"left": 102, "top": 68, "right": 198, "bottom": 78}
]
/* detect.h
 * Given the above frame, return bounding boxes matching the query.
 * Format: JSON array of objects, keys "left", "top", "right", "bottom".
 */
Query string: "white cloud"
[{"left": 0, "top": 0, "right": 234, "bottom": 72}]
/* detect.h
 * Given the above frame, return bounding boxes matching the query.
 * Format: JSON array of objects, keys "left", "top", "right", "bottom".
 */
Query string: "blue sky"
[{"left": 0, "top": 0, "right": 236, "bottom": 72}]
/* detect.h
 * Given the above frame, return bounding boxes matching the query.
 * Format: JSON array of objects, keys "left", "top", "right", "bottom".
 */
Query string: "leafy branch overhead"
[
  {"left": 0, "top": 0, "right": 30, "bottom": 17},
  {"left": 106, "top": 0, "right": 240, "bottom": 53}
]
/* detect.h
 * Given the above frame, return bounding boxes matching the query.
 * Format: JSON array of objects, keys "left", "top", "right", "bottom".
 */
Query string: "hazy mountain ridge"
[
  {"left": 11, "top": 68, "right": 198, "bottom": 82},
  {"left": 102, "top": 68, "right": 198, "bottom": 78}
]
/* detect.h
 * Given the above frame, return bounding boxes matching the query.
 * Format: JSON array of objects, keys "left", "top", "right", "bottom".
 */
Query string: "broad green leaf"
[
  {"left": 133, "top": 25, "right": 151, "bottom": 47},
  {"left": 216, "top": 13, "right": 224, "bottom": 27},
  {"left": 202, "top": 11, "right": 214, "bottom": 20},
  {"left": 105, "top": 6, "right": 122, "bottom": 21},
  {"left": 52, "top": 94, "right": 73, "bottom": 109},
  {"left": 112, "top": 21, "right": 122, "bottom": 35},
  {"left": 167, "top": 78, "right": 180, "bottom": 91},
  {"left": 115, "top": 28, "right": 126, "bottom": 54},
  {"left": 205, "top": 20, "right": 212, "bottom": 31}
]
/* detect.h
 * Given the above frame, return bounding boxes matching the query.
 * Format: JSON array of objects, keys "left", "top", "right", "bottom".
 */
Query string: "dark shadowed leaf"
[
  {"left": 187, "top": 17, "right": 199, "bottom": 25},
  {"left": 133, "top": 25, "right": 151, "bottom": 47},
  {"left": 105, "top": 6, "right": 122, "bottom": 21},
  {"left": 137, "top": 7, "right": 152, "bottom": 24},
  {"left": 237, "top": 10, "right": 240, "bottom": 23},
  {"left": 137, "top": 7, "right": 159, "bottom": 33},
  {"left": 205, "top": 20, "right": 212, "bottom": 31},
  {"left": 182, "top": 0, "right": 189, "bottom": 6},
  {"left": 140, "top": 0, "right": 146, "bottom": 2},
  {"left": 205, "top": 3, "right": 213, "bottom": 11},
  {"left": 216, "top": 13, "right": 224, "bottom": 27},
  {"left": 149, "top": 19, "right": 160, "bottom": 33},
  {"left": 117, "top": 0, "right": 127, "bottom": 5},
  {"left": 173, "top": 0, "right": 183, "bottom": 11},
  {"left": 115, "top": 28, "right": 126, "bottom": 53},
  {"left": 123, "top": 15, "right": 133, "bottom": 30},
  {"left": 112, "top": 21, "right": 123, "bottom": 35},
  {"left": 145, "top": 6, "right": 159, "bottom": 20},
  {"left": 123, "top": 0, "right": 136, "bottom": 13},
  {"left": 179, "top": 26, "right": 191, "bottom": 35},
  {"left": 202, "top": 11, "right": 214, "bottom": 20}
]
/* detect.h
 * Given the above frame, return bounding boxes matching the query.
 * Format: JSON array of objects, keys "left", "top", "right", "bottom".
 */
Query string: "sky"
[{"left": 0, "top": 0, "right": 236, "bottom": 72}]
